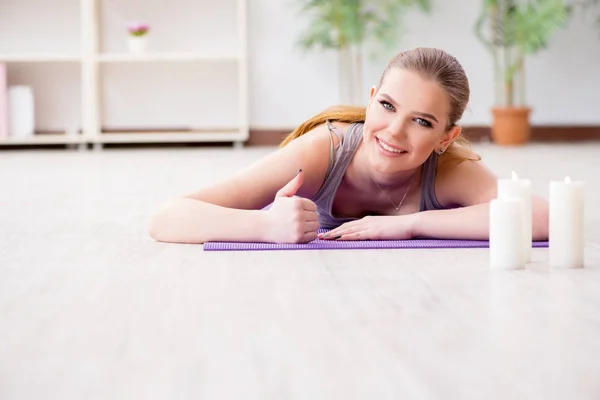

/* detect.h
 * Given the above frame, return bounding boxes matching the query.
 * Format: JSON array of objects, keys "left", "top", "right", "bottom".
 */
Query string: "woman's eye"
[
  {"left": 416, "top": 118, "right": 432, "bottom": 128},
  {"left": 378, "top": 100, "right": 395, "bottom": 111}
]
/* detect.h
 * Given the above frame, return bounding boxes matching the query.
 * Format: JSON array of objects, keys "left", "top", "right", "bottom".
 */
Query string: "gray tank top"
[{"left": 311, "top": 121, "right": 445, "bottom": 229}]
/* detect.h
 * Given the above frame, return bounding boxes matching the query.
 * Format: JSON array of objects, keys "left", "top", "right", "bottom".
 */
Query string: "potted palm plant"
[
  {"left": 296, "top": 0, "right": 431, "bottom": 106},
  {"left": 475, "top": 0, "right": 570, "bottom": 145}
]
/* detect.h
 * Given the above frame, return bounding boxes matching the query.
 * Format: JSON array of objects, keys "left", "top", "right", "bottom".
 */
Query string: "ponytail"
[{"left": 280, "top": 106, "right": 366, "bottom": 148}]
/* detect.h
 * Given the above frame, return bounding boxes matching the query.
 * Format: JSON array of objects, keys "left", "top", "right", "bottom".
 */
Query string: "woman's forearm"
[
  {"left": 149, "top": 198, "right": 268, "bottom": 244},
  {"left": 412, "top": 199, "right": 549, "bottom": 241},
  {"left": 412, "top": 203, "right": 491, "bottom": 240}
]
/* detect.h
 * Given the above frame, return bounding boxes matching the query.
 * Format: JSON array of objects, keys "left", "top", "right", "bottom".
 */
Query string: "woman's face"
[{"left": 363, "top": 68, "right": 457, "bottom": 175}]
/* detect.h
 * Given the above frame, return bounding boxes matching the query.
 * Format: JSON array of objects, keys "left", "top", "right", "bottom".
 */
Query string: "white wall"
[
  {"left": 1, "top": 0, "right": 599, "bottom": 131},
  {"left": 250, "top": 0, "right": 600, "bottom": 128}
]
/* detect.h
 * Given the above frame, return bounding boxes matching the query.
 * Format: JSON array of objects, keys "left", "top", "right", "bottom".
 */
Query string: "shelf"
[
  {"left": 96, "top": 130, "right": 247, "bottom": 143},
  {"left": 0, "top": 54, "right": 81, "bottom": 63},
  {"left": 96, "top": 53, "right": 240, "bottom": 63},
  {"left": 0, "top": 0, "right": 248, "bottom": 149},
  {"left": 0, "top": 131, "right": 247, "bottom": 145},
  {"left": 0, "top": 134, "right": 84, "bottom": 145}
]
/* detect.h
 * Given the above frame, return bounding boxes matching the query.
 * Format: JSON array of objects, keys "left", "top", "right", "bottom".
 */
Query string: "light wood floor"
[{"left": 1, "top": 142, "right": 599, "bottom": 400}]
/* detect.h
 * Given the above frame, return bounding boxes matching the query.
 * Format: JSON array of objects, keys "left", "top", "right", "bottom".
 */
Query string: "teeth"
[{"left": 379, "top": 139, "right": 405, "bottom": 154}]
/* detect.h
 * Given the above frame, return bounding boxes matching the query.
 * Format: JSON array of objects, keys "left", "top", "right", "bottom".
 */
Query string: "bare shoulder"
[
  {"left": 183, "top": 123, "right": 340, "bottom": 210},
  {"left": 435, "top": 156, "right": 499, "bottom": 207}
]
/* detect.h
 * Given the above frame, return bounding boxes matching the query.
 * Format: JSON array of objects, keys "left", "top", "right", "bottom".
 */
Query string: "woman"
[{"left": 149, "top": 47, "right": 549, "bottom": 244}]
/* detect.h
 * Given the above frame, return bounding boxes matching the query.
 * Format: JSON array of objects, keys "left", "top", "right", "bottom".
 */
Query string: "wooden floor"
[{"left": 1, "top": 142, "right": 599, "bottom": 399}]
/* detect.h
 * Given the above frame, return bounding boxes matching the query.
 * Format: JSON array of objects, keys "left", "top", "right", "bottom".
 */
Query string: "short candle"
[{"left": 497, "top": 171, "right": 532, "bottom": 263}]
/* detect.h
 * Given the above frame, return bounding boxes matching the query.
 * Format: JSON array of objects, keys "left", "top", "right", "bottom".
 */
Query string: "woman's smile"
[{"left": 376, "top": 137, "right": 408, "bottom": 157}]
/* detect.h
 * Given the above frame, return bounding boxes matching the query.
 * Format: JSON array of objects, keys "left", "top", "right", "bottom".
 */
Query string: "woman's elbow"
[
  {"left": 148, "top": 199, "right": 179, "bottom": 242},
  {"left": 148, "top": 210, "right": 168, "bottom": 242}
]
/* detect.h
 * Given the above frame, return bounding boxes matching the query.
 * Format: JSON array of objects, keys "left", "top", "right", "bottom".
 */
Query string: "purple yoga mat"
[{"left": 204, "top": 230, "right": 549, "bottom": 251}]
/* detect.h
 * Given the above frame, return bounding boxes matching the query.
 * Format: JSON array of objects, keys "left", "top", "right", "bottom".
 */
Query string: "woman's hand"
[
  {"left": 264, "top": 170, "right": 320, "bottom": 243},
  {"left": 318, "top": 215, "right": 418, "bottom": 241}
]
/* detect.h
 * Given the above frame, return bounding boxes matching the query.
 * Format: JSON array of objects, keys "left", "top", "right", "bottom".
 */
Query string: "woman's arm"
[
  {"left": 412, "top": 195, "right": 549, "bottom": 240},
  {"left": 149, "top": 199, "right": 272, "bottom": 243},
  {"left": 418, "top": 158, "right": 550, "bottom": 241},
  {"left": 149, "top": 125, "right": 337, "bottom": 244}
]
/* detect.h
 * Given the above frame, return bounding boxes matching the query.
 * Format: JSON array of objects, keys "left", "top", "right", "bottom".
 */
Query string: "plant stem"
[
  {"left": 504, "top": 47, "right": 513, "bottom": 107},
  {"left": 491, "top": 2, "right": 501, "bottom": 106},
  {"left": 518, "top": 54, "right": 525, "bottom": 106},
  {"left": 338, "top": 45, "right": 351, "bottom": 105},
  {"left": 353, "top": 44, "right": 363, "bottom": 105}
]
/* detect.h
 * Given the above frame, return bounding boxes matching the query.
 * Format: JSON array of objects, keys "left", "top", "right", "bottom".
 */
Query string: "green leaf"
[
  {"left": 474, "top": 0, "right": 572, "bottom": 105},
  {"left": 294, "top": 0, "right": 432, "bottom": 52}
]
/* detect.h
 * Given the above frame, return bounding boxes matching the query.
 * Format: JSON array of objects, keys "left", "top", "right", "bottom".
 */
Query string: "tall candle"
[
  {"left": 497, "top": 171, "right": 532, "bottom": 263},
  {"left": 549, "top": 177, "right": 585, "bottom": 268},
  {"left": 490, "top": 198, "right": 525, "bottom": 270}
]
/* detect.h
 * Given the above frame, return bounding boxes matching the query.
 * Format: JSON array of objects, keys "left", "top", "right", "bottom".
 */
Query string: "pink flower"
[{"left": 127, "top": 21, "right": 150, "bottom": 36}]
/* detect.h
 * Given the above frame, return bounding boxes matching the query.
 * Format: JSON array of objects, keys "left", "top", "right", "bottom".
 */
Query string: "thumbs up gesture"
[{"left": 265, "top": 169, "right": 320, "bottom": 243}]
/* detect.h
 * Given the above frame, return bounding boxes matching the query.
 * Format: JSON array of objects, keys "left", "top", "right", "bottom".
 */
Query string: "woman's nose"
[{"left": 389, "top": 118, "right": 409, "bottom": 138}]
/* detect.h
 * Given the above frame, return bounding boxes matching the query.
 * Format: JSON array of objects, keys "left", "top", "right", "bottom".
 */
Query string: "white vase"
[
  {"left": 8, "top": 85, "right": 35, "bottom": 138},
  {"left": 128, "top": 36, "right": 148, "bottom": 54}
]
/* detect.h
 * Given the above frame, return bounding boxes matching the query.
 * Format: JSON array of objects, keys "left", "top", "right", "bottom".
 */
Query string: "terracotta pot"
[{"left": 491, "top": 106, "right": 532, "bottom": 145}]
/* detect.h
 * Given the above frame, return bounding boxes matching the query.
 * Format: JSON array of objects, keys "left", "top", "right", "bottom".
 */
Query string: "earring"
[{"left": 436, "top": 148, "right": 444, "bottom": 155}]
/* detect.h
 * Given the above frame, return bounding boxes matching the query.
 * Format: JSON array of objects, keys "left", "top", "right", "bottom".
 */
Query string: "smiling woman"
[{"left": 149, "top": 47, "right": 550, "bottom": 245}]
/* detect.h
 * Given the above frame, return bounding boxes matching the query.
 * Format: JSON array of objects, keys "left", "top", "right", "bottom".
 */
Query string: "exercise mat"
[{"left": 204, "top": 230, "right": 549, "bottom": 251}]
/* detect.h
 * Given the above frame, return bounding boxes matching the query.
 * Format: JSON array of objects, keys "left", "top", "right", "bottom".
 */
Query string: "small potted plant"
[{"left": 127, "top": 21, "right": 150, "bottom": 54}]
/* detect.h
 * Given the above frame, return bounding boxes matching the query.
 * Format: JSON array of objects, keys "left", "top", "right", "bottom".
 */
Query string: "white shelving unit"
[
  {"left": 0, "top": 0, "right": 249, "bottom": 148},
  {"left": 95, "top": 53, "right": 239, "bottom": 63},
  {"left": 0, "top": 54, "right": 81, "bottom": 63},
  {"left": 0, "top": 134, "right": 85, "bottom": 146}
]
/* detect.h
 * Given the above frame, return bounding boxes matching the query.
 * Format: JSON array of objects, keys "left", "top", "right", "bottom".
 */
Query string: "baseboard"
[
  {"left": 248, "top": 126, "right": 600, "bottom": 146},
  {"left": 462, "top": 126, "right": 600, "bottom": 143},
  {"left": 245, "top": 129, "right": 289, "bottom": 146}
]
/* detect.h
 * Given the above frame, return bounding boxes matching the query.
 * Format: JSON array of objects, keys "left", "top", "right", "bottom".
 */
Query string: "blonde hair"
[{"left": 281, "top": 47, "right": 480, "bottom": 163}]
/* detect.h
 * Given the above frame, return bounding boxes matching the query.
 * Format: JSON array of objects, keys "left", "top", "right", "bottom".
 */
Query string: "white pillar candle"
[
  {"left": 497, "top": 171, "right": 532, "bottom": 263},
  {"left": 489, "top": 198, "right": 525, "bottom": 270},
  {"left": 549, "top": 177, "right": 585, "bottom": 268}
]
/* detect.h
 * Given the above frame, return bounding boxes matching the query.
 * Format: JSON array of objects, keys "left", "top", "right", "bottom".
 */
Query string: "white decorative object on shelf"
[
  {"left": 128, "top": 37, "right": 148, "bottom": 54},
  {"left": 127, "top": 22, "right": 150, "bottom": 54},
  {"left": 8, "top": 85, "right": 35, "bottom": 138}
]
